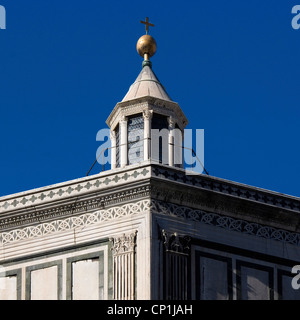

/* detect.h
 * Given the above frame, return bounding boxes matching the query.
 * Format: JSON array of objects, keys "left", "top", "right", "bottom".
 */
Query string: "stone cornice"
[
  {"left": 0, "top": 199, "right": 150, "bottom": 246},
  {"left": 0, "top": 164, "right": 151, "bottom": 215},
  {"left": 1, "top": 196, "right": 299, "bottom": 249},
  {"left": 150, "top": 165, "right": 300, "bottom": 215},
  {"left": 106, "top": 96, "right": 188, "bottom": 131},
  {"left": 0, "top": 163, "right": 299, "bottom": 233},
  {"left": 0, "top": 185, "right": 151, "bottom": 232},
  {"left": 152, "top": 200, "right": 300, "bottom": 246}
]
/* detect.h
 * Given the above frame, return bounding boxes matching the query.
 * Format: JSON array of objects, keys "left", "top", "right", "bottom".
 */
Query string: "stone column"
[
  {"left": 161, "top": 229, "right": 191, "bottom": 300},
  {"left": 119, "top": 116, "right": 128, "bottom": 167},
  {"left": 110, "top": 231, "right": 137, "bottom": 300},
  {"left": 143, "top": 110, "right": 153, "bottom": 161},
  {"left": 168, "top": 116, "right": 175, "bottom": 166},
  {"left": 110, "top": 130, "right": 117, "bottom": 169}
]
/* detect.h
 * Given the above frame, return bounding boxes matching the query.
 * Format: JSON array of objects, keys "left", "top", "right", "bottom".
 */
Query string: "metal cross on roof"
[{"left": 140, "top": 17, "right": 154, "bottom": 35}]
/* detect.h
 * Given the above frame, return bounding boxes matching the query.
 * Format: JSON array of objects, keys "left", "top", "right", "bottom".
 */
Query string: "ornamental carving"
[
  {"left": 161, "top": 229, "right": 191, "bottom": 255},
  {"left": 152, "top": 200, "right": 300, "bottom": 246},
  {"left": 150, "top": 166, "right": 300, "bottom": 213},
  {"left": 107, "top": 97, "right": 188, "bottom": 132},
  {"left": 0, "top": 201, "right": 148, "bottom": 245},
  {"left": 143, "top": 109, "right": 153, "bottom": 120},
  {"left": 110, "top": 130, "right": 116, "bottom": 140},
  {"left": 110, "top": 231, "right": 137, "bottom": 255},
  {"left": 167, "top": 116, "right": 175, "bottom": 129},
  {"left": 0, "top": 166, "right": 150, "bottom": 215}
]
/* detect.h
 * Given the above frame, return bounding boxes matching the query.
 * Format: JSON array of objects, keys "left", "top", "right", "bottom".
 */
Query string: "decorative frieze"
[
  {"left": 151, "top": 166, "right": 300, "bottom": 213},
  {"left": 0, "top": 200, "right": 149, "bottom": 245},
  {"left": 106, "top": 97, "right": 188, "bottom": 132},
  {"left": 0, "top": 164, "right": 299, "bottom": 249},
  {"left": 0, "top": 166, "right": 150, "bottom": 214},
  {"left": 2, "top": 163, "right": 298, "bottom": 229},
  {"left": 0, "top": 193, "right": 299, "bottom": 247},
  {"left": 152, "top": 200, "right": 300, "bottom": 246},
  {"left": 0, "top": 185, "right": 151, "bottom": 231}
]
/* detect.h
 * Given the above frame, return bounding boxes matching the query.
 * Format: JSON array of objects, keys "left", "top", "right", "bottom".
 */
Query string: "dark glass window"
[
  {"left": 151, "top": 114, "right": 169, "bottom": 164},
  {"left": 128, "top": 114, "right": 144, "bottom": 165}
]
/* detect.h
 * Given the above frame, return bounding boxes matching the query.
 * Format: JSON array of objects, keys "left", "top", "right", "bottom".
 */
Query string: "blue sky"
[{"left": 0, "top": 0, "right": 299, "bottom": 198}]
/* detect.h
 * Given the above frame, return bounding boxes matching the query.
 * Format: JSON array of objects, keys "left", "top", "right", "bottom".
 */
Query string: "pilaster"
[
  {"left": 110, "top": 231, "right": 137, "bottom": 300},
  {"left": 161, "top": 229, "right": 191, "bottom": 300}
]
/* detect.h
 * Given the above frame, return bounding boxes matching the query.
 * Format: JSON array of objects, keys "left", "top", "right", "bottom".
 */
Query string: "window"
[
  {"left": 115, "top": 124, "right": 120, "bottom": 168},
  {"left": 151, "top": 114, "right": 169, "bottom": 164},
  {"left": 128, "top": 114, "right": 144, "bottom": 165}
]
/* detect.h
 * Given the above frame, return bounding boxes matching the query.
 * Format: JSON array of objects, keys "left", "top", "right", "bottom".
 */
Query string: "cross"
[{"left": 140, "top": 17, "right": 154, "bottom": 35}]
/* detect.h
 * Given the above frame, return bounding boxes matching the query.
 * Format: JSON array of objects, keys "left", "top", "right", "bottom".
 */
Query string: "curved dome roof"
[{"left": 122, "top": 65, "right": 172, "bottom": 102}]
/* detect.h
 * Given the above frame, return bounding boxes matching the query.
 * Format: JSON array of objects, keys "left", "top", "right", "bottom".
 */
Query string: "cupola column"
[
  {"left": 110, "top": 130, "right": 117, "bottom": 169},
  {"left": 143, "top": 110, "right": 153, "bottom": 161},
  {"left": 120, "top": 116, "right": 128, "bottom": 167},
  {"left": 168, "top": 116, "right": 175, "bottom": 166}
]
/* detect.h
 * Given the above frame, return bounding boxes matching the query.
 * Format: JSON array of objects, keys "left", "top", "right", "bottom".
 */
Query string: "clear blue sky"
[{"left": 0, "top": 0, "right": 299, "bottom": 198}]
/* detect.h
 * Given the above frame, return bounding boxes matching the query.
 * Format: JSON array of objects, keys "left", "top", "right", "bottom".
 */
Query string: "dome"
[{"left": 122, "top": 65, "right": 172, "bottom": 102}]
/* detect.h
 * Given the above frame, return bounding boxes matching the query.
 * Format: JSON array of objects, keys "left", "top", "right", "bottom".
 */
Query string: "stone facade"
[{"left": 0, "top": 161, "right": 299, "bottom": 300}]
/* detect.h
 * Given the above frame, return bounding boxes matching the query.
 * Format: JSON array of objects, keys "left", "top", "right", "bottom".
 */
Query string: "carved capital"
[
  {"left": 161, "top": 229, "right": 191, "bottom": 255},
  {"left": 119, "top": 115, "right": 128, "bottom": 126},
  {"left": 168, "top": 116, "right": 175, "bottom": 129},
  {"left": 110, "top": 130, "right": 116, "bottom": 141},
  {"left": 110, "top": 231, "right": 137, "bottom": 255},
  {"left": 143, "top": 109, "right": 153, "bottom": 120}
]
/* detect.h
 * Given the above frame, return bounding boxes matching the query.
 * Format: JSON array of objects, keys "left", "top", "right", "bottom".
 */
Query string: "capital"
[
  {"left": 110, "top": 130, "right": 116, "bottom": 140},
  {"left": 143, "top": 109, "right": 153, "bottom": 120},
  {"left": 161, "top": 229, "right": 191, "bottom": 255},
  {"left": 119, "top": 115, "right": 128, "bottom": 126},
  {"left": 110, "top": 231, "right": 138, "bottom": 255},
  {"left": 168, "top": 116, "right": 175, "bottom": 129}
]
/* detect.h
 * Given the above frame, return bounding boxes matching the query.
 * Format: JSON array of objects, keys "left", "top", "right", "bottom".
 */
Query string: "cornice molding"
[
  {"left": 0, "top": 200, "right": 150, "bottom": 246},
  {"left": 0, "top": 166, "right": 151, "bottom": 215},
  {"left": 0, "top": 185, "right": 151, "bottom": 232},
  {"left": 106, "top": 96, "right": 188, "bottom": 131},
  {"left": 1, "top": 195, "right": 299, "bottom": 251},
  {"left": 152, "top": 200, "right": 300, "bottom": 246},
  {"left": 0, "top": 164, "right": 299, "bottom": 242},
  {"left": 150, "top": 166, "right": 300, "bottom": 214}
]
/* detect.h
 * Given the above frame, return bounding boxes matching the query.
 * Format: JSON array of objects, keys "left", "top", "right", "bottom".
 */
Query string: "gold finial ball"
[{"left": 136, "top": 35, "right": 157, "bottom": 58}]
